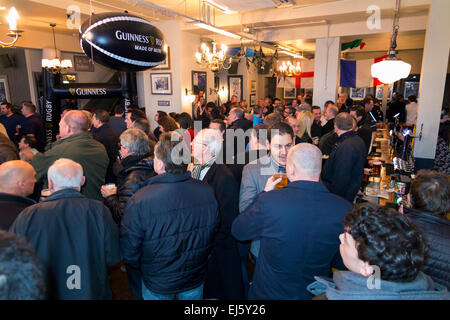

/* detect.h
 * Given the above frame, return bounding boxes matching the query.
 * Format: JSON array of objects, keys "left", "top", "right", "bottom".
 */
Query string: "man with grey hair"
[
  {"left": 10, "top": 158, "right": 121, "bottom": 300},
  {"left": 227, "top": 107, "right": 253, "bottom": 132},
  {"left": 189, "top": 129, "right": 245, "bottom": 299},
  {"left": 22, "top": 110, "right": 109, "bottom": 200},
  {"left": 232, "top": 143, "right": 353, "bottom": 299},
  {"left": 321, "top": 112, "right": 367, "bottom": 202}
]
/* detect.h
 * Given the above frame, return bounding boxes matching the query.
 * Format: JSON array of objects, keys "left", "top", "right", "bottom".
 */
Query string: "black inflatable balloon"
[{"left": 79, "top": 12, "right": 166, "bottom": 72}]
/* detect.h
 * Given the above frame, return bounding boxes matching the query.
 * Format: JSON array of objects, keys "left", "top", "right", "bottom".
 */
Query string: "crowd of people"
[{"left": 0, "top": 92, "right": 448, "bottom": 300}]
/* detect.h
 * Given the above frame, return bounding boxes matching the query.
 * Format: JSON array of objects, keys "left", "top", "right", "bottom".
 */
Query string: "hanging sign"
[{"left": 79, "top": 12, "right": 167, "bottom": 72}]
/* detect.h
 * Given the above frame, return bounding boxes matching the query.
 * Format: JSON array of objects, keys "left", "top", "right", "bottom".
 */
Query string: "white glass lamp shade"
[
  {"left": 371, "top": 58, "right": 411, "bottom": 84},
  {"left": 61, "top": 59, "right": 72, "bottom": 68}
]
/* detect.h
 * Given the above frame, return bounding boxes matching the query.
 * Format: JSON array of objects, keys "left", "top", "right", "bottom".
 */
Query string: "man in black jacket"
[
  {"left": 350, "top": 105, "right": 372, "bottom": 155},
  {"left": 191, "top": 129, "right": 245, "bottom": 300},
  {"left": 10, "top": 158, "right": 121, "bottom": 299},
  {"left": 102, "top": 128, "right": 155, "bottom": 226},
  {"left": 121, "top": 132, "right": 219, "bottom": 300},
  {"left": 92, "top": 109, "right": 120, "bottom": 184},
  {"left": 321, "top": 105, "right": 339, "bottom": 136},
  {"left": 18, "top": 101, "right": 45, "bottom": 152},
  {"left": 321, "top": 112, "right": 367, "bottom": 203},
  {"left": 0, "top": 160, "right": 36, "bottom": 230},
  {"left": 227, "top": 107, "right": 253, "bottom": 132}
]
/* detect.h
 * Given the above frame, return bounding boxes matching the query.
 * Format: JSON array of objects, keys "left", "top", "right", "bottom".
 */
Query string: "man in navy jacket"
[{"left": 232, "top": 143, "right": 353, "bottom": 299}]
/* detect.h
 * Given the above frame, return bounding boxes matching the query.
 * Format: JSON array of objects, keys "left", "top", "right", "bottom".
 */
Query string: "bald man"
[
  {"left": 232, "top": 143, "right": 353, "bottom": 300},
  {"left": 23, "top": 110, "right": 109, "bottom": 200},
  {"left": 0, "top": 160, "right": 36, "bottom": 230},
  {"left": 10, "top": 158, "right": 121, "bottom": 299}
]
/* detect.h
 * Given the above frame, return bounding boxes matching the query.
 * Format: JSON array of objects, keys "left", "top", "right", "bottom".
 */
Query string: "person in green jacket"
[{"left": 21, "top": 110, "right": 108, "bottom": 201}]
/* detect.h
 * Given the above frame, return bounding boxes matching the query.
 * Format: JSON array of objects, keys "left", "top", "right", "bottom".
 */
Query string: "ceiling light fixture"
[
  {"left": 1, "top": 7, "right": 23, "bottom": 48},
  {"left": 189, "top": 21, "right": 241, "bottom": 39},
  {"left": 41, "top": 24, "right": 73, "bottom": 74},
  {"left": 195, "top": 41, "right": 232, "bottom": 72},
  {"left": 203, "top": 0, "right": 235, "bottom": 14},
  {"left": 278, "top": 60, "right": 301, "bottom": 76},
  {"left": 371, "top": 0, "right": 411, "bottom": 84}
]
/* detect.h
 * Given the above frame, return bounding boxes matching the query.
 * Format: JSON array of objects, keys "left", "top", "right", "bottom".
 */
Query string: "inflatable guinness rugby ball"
[{"left": 79, "top": 12, "right": 166, "bottom": 72}]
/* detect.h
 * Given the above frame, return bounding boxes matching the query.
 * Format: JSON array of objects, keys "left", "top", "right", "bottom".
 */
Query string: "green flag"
[{"left": 341, "top": 39, "right": 365, "bottom": 51}]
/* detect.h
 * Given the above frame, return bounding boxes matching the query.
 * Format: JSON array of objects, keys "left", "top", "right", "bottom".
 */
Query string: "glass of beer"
[
  {"left": 372, "top": 161, "right": 382, "bottom": 176},
  {"left": 40, "top": 188, "right": 51, "bottom": 201},
  {"left": 273, "top": 173, "right": 288, "bottom": 189}
]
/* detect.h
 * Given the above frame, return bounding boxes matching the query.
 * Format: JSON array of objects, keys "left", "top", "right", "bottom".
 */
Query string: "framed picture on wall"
[
  {"left": 250, "top": 93, "right": 256, "bottom": 106},
  {"left": 284, "top": 87, "right": 296, "bottom": 99},
  {"left": 228, "top": 75, "right": 243, "bottom": 101},
  {"left": 0, "top": 75, "right": 11, "bottom": 103},
  {"left": 150, "top": 73, "right": 172, "bottom": 95},
  {"left": 74, "top": 55, "right": 94, "bottom": 72},
  {"left": 250, "top": 80, "right": 257, "bottom": 93},
  {"left": 153, "top": 46, "right": 171, "bottom": 70},
  {"left": 192, "top": 71, "right": 207, "bottom": 99},
  {"left": 350, "top": 87, "right": 366, "bottom": 100}
]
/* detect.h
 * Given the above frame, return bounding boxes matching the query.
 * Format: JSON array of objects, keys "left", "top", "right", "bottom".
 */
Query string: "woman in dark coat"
[{"left": 102, "top": 128, "right": 155, "bottom": 225}]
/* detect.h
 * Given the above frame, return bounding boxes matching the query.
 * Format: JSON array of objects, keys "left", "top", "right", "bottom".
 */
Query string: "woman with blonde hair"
[{"left": 296, "top": 111, "right": 314, "bottom": 144}]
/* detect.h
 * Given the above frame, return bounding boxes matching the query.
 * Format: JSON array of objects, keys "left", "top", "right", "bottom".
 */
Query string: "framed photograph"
[
  {"left": 350, "top": 87, "right": 366, "bottom": 100},
  {"left": 284, "top": 87, "right": 296, "bottom": 99},
  {"left": 153, "top": 46, "right": 171, "bottom": 70},
  {"left": 192, "top": 71, "right": 207, "bottom": 98},
  {"left": 0, "top": 75, "right": 11, "bottom": 103},
  {"left": 376, "top": 86, "right": 383, "bottom": 100},
  {"left": 151, "top": 73, "right": 172, "bottom": 95},
  {"left": 74, "top": 55, "right": 94, "bottom": 72},
  {"left": 250, "top": 93, "right": 256, "bottom": 106},
  {"left": 250, "top": 80, "right": 257, "bottom": 92},
  {"left": 228, "top": 75, "right": 243, "bottom": 101}
]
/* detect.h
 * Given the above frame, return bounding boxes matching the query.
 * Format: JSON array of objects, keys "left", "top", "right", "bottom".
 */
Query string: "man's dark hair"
[
  {"left": 268, "top": 121, "right": 294, "bottom": 143},
  {"left": 410, "top": 170, "right": 450, "bottom": 217},
  {"left": 157, "top": 116, "right": 178, "bottom": 132},
  {"left": 304, "top": 96, "right": 313, "bottom": 106},
  {"left": 211, "top": 106, "right": 225, "bottom": 120},
  {"left": 272, "top": 98, "right": 281, "bottom": 104},
  {"left": 94, "top": 109, "right": 110, "bottom": 124},
  {"left": 22, "top": 135, "right": 38, "bottom": 149},
  {"left": 22, "top": 101, "right": 36, "bottom": 113},
  {"left": 350, "top": 105, "right": 366, "bottom": 119},
  {"left": 345, "top": 98, "right": 354, "bottom": 108},
  {"left": 169, "top": 112, "right": 178, "bottom": 120},
  {"left": 133, "top": 118, "right": 150, "bottom": 135},
  {"left": 408, "top": 95, "right": 417, "bottom": 103},
  {"left": 252, "top": 123, "right": 269, "bottom": 147},
  {"left": 157, "top": 110, "right": 167, "bottom": 118},
  {"left": 264, "top": 113, "right": 283, "bottom": 128},
  {"left": 177, "top": 112, "right": 193, "bottom": 130},
  {"left": 206, "top": 102, "right": 216, "bottom": 110},
  {"left": 1, "top": 102, "right": 12, "bottom": 110},
  {"left": 363, "top": 97, "right": 373, "bottom": 106},
  {"left": 312, "top": 105, "right": 321, "bottom": 112},
  {"left": 344, "top": 203, "right": 426, "bottom": 282},
  {"left": 114, "top": 104, "right": 124, "bottom": 115},
  {"left": 211, "top": 119, "right": 226, "bottom": 132},
  {"left": 0, "top": 231, "right": 46, "bottom": 299},
  {"left": 324, "top": 100, "right": 335, "bottom": 108},
  {"left": 129, "top": 108, "right": 147, "bottom": 122},
  {"left": 155, "top": 132, "right": 188, "bottom": 174}
]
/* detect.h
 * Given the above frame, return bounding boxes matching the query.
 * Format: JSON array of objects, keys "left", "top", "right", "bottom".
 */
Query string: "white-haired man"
[
  {"left": 232, "top": 143, "right": 353, "bottom": 300},
  {"left": 189, "top": 129, "right": 245, "bottom": 300},
  {"left": 22, "top": 110, "right": 109, "bottom": 200},
  {"left": 10, "top": 158, "right": 121, "bottom": 300}
]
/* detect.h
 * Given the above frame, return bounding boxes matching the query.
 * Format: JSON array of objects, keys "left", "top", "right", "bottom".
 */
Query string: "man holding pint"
[{"left": 232, "top": 143, "right": 353, "bottom": 299}]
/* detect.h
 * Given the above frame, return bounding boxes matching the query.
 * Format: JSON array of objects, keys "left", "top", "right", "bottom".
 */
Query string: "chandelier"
[
  {"left": 371, "top": 0, "right": 411, "bottom": 84},
  {"left": 278, "top": 60, "right": 301, "bottom": 76},
  {"left": 41, "top": 24, "right": 73, "bottom": 74},
  {"left": 195, "top": 41, "right": 232, "bottom": 72},
  {"left": 1, "top": 7, "right": 23, "bottom": 48}
]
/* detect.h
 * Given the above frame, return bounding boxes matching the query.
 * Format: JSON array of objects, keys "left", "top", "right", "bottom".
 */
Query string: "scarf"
[{"left": 190, "top": 156, "right": 216, "bottom": 180}]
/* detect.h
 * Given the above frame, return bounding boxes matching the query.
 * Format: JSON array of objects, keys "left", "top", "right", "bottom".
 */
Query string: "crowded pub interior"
[{"left": 0, "top": 0, "right": 448, "bottom": 304}]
